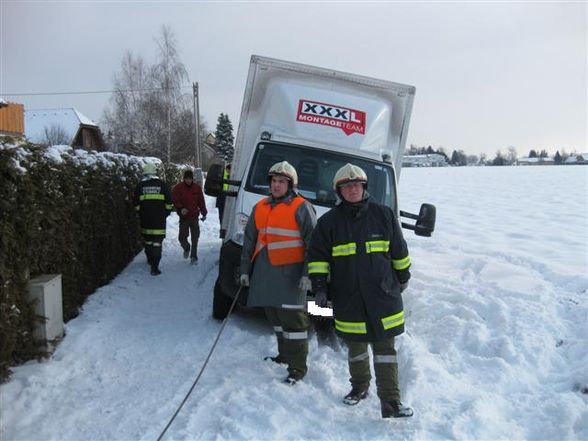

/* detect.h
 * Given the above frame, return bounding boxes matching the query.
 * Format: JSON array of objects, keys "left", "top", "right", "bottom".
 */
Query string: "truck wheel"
[{"left": 212, "top": 278, "right": 232, "bottom": 320}]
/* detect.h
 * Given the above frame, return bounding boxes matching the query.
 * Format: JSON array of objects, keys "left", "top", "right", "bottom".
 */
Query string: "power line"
[{"left": 2, "top": 86, "right": 192, "bottom": 97}]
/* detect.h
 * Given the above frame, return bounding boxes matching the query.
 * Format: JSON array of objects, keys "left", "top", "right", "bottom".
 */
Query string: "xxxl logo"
[{"left": 296, "top": 100, "right": 366, "bottom": 136}]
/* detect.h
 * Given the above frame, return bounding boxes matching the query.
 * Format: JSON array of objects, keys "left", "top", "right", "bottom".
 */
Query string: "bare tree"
[
  {"left": 103, "top": 25, "right": 203, "bottom": 163},
  {"left": 506, "top": 146, "right": 518, "bottom": 164},
  {"left": 153, "top": 25, "right": 190, "bottom": 163},
  {"left": 43, "top": 124, "right": 69, "bottom": 146}
]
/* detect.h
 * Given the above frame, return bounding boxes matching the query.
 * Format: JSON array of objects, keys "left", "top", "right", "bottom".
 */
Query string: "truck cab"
[{"left": 205, "top": 55, "right": 435, "bottom": 319}]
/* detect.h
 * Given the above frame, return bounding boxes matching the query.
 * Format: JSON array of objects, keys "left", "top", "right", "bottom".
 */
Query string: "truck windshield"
[{"left": 245, "top": 142, "right": 397, "bottom": 210}]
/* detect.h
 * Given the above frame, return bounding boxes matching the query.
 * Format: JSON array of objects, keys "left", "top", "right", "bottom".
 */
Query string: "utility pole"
[{"left": 193, "top": 82, "right": 201, "bottom": 168}]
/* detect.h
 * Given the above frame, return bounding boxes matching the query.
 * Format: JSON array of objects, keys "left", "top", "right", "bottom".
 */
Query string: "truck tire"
[{"left": 212, "top": 278, "right": 233, "bottom": 320}]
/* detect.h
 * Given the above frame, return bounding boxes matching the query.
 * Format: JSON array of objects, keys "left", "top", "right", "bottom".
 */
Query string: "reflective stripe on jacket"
[{"left": 252, "top": 195, "right": 306, "bottom": 266}]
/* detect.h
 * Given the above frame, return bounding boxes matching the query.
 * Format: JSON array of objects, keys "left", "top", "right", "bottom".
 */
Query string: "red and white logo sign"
[{"left": 296, "top": 100, "right": 366, "bottom": 136}]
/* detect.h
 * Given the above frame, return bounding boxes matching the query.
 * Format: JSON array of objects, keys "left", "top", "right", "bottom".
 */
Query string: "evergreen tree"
[
  {"left": 492, "top": 150, "right": 506, "bottom": 166},
  {"left": 529, "top": 149, "right": 538, "bottom": 158},
  {"left": 450, "top": 149, "right": 467, "bottom": 166},
  {"left": 539, "top": 149, "right": 549, "bottom": 158},
  {"left": 554, "top": 150, "right": 562, "bottom": 164},
  {"left": 214, "top": 113, "right": 235, "bottom": 161}
]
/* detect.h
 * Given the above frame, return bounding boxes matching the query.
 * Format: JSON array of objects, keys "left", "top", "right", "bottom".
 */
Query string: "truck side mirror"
[
  {"left": 400, "top": 203, "right": 436, "bottom": 237},
  {"left": 414, "top": 203, "right": 436, "bottom": 237},
  {"left": 204, "top": 163, "right": 224, "bottom": 197}
]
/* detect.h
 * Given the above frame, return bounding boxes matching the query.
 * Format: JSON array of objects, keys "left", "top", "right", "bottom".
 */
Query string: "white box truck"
[{"left": 205, "top": 55, "right": 435, "bottom": 319}]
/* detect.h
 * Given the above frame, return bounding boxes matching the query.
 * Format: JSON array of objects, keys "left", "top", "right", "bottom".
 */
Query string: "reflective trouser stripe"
[
  {"left": 281, "top": 304, "right": 304, "bottom": 310},
  {"left": 349, "top": 351, "right": 370, "bottom": 363},
  {"left": 144, "top": 241, "right": 162, "bottom": 247},
  {"left": 283, "top": 331, "right": 308, "bottom": 340},
  {"left": 374, "top": 355, "right": 398, "bottom": 364}
]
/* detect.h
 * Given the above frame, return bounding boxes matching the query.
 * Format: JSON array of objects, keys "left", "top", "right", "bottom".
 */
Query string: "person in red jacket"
[{"left": 172, "top": 169, "right": 208, "bottom": 264}]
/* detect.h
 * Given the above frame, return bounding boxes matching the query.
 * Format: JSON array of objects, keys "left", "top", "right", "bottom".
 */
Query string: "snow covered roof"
[
  {"left": 25, "top": 108, "right": 98, "bottom": 145},
  {"left": 564, "top": 153, "right": 588, "bottom": 163},
  {"left": 517, "top": 157, "right": 554, "bottom": 164}
]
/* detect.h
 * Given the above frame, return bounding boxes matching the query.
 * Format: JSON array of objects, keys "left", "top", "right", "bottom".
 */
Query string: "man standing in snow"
[
  {"left": 240, "top": 161, "right": 317, "bottom": 385},
  {"left": 134, "top": 163, "right": 174, "bottom": 276},
  {"left": 307, "top": 163, "right": 413, "bottom": 418},
  {"left": 172, "top": 169, "right": 208, "bottom": 264}
]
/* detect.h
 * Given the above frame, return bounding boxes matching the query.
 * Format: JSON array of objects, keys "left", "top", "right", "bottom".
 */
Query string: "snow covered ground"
[{"left": 1, "top": 165, "right": 586, "bottom": 441}]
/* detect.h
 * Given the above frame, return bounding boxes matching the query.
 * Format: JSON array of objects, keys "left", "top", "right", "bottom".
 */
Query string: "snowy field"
[{"left": 1, "top": 165, "right": 587, "bottom": 441}]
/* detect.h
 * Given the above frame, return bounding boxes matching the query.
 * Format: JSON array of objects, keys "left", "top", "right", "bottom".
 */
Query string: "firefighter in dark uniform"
[
  {"left": 134, "top": 162, "right": 173, "bottom": 275},
  {"left": 308, "top": 163, "right": 413, "bottom": 418}
]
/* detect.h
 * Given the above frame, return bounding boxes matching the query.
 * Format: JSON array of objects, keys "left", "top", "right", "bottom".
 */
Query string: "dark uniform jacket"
[
  {"left": 308, "top": 194, "right": 411, "bottom": 342},
  {"left": 133, "top": 176, "right": 173, "bottom": 237}
]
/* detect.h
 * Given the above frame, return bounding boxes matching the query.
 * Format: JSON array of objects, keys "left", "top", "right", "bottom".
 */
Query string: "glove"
[
  {"left": 299, "top": 276, "right": 312, "bottom": 293},
  {"left": 180, "top": 208, "right": 188, "bottom": 216},
  {"left": 400, "top": 281, "right": 409, "bottom": 293},
  {"left": 200, "top": 215, "right": 207, "bottom": 222},
  {"left": 314, "top": 291, "right": 328, "bottom": 308},
  {"left": 239, "top": 274, "right": 250, "bottom": 287}
]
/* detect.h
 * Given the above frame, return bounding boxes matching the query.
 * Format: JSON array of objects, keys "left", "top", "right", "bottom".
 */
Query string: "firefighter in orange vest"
[{"left": 240, "top": 161, "right": 317, "bottom": 384}]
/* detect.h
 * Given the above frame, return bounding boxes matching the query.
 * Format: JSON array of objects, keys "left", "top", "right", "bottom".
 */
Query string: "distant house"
[
  {"left": 517, "top": 157, "right": 554, "bottom": 166},
  {"left": 402, "top": 153, "right": 448, "bottom": 167},
  {"left": 0, "top": 100, "right": 25, "bottom": 137},
  {"left": 25, "top": 108, "right": 105, "bottom": 151},
  {"left": 563, "top": 153, "right": 588, "bottom": 165}
]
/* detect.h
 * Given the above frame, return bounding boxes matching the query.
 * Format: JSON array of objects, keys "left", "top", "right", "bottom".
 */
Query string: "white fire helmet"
[
  {"left": 268, "top": 161, "right": 298, "bottom": 187},
  {"left": 333, "top": 163, "right": 368, "bottom": 191},
  {"left": 143, "top": 162, "right": 157, "bottom": 176}
]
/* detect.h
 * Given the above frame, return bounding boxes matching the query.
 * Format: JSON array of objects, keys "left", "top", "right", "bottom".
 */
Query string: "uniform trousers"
[
  {"left": 264, "top": 307, "right": 309, "bottom": 380},
  {"left": 143, "top": 235, "right": 164, "bottom": 268},
  {"left": 345, "top": 337, "right": 400, "bottom": 401}
]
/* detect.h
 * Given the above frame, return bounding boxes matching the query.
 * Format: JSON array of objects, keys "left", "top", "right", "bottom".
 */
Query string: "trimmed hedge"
[{"left": 0, "top": 137, "right": 182, "bottom": 381}]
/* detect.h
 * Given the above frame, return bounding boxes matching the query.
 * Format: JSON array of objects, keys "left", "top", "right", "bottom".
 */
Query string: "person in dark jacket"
[
  {"left": 215, "top": 163, "right": 231, "bottom": 228},
  {"left": 172, "top": 169, "right": 208, "bottom": 264},
  {"left": 308, "top": 163, "right": 413, "bottom": 418},
  {"left": 134, "top": 163, "right": 173, "bottom": 276},
  {"left": 240, "top": 161, "right": 317, "bottom": 384}
]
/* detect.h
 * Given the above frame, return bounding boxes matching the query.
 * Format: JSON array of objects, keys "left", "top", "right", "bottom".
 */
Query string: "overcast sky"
[{"left": 1, "top": 1, "right": 586, "bottom": 157}]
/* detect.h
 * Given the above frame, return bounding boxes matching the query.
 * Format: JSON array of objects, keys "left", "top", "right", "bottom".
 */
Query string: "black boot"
[
  {"left": 380, "top": 400, "right": 413, "bottom": 418},
  {"left": 343, "top": 387, "right": 369, "bottom": 405},
  {"left": 264, "top": 355, "right": 286, "bottom": 364},
  {"left": 150, "top": 265, "right": 161, "bottom": 276}
]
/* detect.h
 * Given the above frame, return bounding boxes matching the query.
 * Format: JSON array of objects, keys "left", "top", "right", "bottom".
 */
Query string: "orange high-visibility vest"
[{"left": 252, "top": 196, "right": 306, "bottom": 266}]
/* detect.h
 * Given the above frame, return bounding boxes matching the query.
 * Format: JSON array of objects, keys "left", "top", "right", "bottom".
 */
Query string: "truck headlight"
[{"left": 231, "top": 212, "right": 249, "bottom": 245}]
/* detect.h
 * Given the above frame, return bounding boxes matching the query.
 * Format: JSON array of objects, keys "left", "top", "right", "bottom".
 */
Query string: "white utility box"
[{"left": 27, "top": 274, "right": 64, "bottom": 343}]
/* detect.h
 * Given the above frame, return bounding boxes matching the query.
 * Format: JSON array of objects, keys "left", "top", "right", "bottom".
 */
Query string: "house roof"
[{"left": 25, "top": 108, "right": 98, "bottom": 145}]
